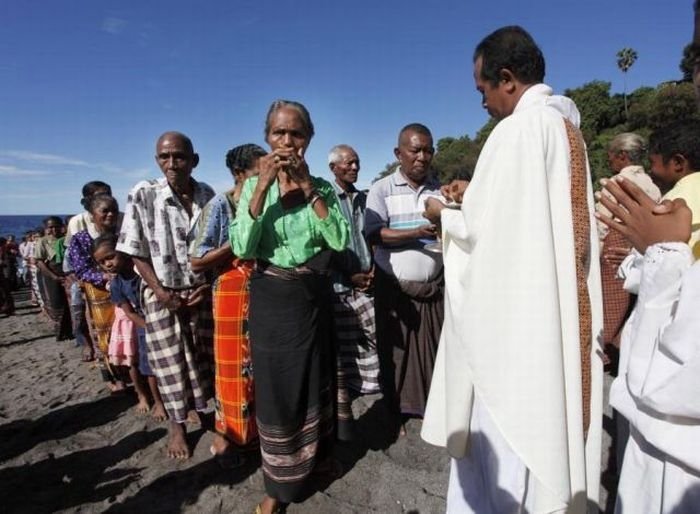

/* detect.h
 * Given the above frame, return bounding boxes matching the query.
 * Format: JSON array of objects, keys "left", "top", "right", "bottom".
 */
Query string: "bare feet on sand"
[
  {"left": 135, "top": 395, "right": 150, "bottom": 414},
  {"left": 151, "top": 401, "right": 167, "bottom": 422},
  {"left": 186, "top": 410, "right": 201, "bottom": 425},
  {"left": 108, "top": 381, "right": 126, "bottom": 394},
  {"left": 210, "top": 433, "right": 229, "bottom": 455},
  {"left": 255, "top": 495, "right": 286, "bottom": 514},
  {"left": 167, "top": 421, "right": 190, "bottom": 459}
]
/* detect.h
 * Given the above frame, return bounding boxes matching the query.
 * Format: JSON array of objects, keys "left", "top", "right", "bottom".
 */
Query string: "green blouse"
[{"left": 230, "top": 175, "right": 349, "bottom": 268}]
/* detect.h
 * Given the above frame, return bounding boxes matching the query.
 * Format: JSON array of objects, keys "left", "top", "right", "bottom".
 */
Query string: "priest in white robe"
[
  {"left": 421, "top": 26, "right": 604, "bottom": 513},
  {"left": 597, "top": 175, "right": 700, "bottom": 513}
]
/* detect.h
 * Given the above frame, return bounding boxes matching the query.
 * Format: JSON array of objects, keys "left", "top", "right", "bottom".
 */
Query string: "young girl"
[{"left": 92, "top": 234, "right": 166, "bottom": 419}]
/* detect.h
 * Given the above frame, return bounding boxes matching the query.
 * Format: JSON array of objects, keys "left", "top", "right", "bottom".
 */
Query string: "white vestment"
[
  {"left": 421, "top": 84, "right": 604, "bottom": 513},
  {"left": 610, "top": 243, "right": 700, "bottom": 513}
]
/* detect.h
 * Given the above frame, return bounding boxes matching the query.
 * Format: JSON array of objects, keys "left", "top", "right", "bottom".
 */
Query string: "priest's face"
[{"left": 474, "top": 56, "right": 512, "bottom": 120}]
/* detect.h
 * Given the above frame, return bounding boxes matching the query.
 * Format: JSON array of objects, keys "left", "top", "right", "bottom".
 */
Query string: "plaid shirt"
[{"left": 117, "top": 177, "right": 215, "bottom": 289}]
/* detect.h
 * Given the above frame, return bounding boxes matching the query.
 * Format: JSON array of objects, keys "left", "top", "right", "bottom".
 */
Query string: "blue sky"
[{"left": 0, "top": 0, "right": 693, "bottom": 214}]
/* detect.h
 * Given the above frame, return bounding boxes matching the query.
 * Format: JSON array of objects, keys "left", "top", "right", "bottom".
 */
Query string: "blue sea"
[{"left": 0, "top": 215, "right": 72, "bottom": 239}]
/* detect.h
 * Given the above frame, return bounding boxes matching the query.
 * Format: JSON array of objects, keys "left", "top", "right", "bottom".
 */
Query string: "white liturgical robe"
[
  {"left": 421, "top": 84, "right": 604, "bottom": 513},
  {"left": 611, "top": 243, "right": 700, "bottom": 513}
]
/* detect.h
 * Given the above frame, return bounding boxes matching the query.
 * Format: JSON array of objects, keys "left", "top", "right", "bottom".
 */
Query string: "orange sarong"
[{"left": 213, "top": 260, "right": 257, "bottom": 446}]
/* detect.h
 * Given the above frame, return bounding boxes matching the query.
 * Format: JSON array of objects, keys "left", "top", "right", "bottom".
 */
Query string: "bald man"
[{"left": 117, "top": 131, "right": 215, "bottom": 459}]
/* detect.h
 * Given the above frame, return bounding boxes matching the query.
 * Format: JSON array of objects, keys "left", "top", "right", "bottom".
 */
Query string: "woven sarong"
[
  {"left": 38, "top": 265, "right": 72, "bottom": 341},
  {"left": 375, "top": 268, "right": 444, "bottom": 417},
  {"left": 332, "top": 289, "right": 380, "bottom": 394},
  {"left": 600, "top": 229, "right": 634, "bottom": 349},
  {"left": 212, "top": 260, "right": 257, "bottom": 446},
  {"left": 248, "top": 270, "right": 336, "bottom": 503},
  {"left": 82, "top": 282, "right": 115, "bottom": 358},
  {"left": 141, "top": 285, "right": 214, "bottom": 423}
]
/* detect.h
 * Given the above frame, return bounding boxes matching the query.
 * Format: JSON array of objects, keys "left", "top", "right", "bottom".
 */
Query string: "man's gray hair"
[
  {"left": 328, "top": 144, "right": 355, "bottom": 165},
  {"left": 608, "top": 132, "right": 647, "bottom": 165}
]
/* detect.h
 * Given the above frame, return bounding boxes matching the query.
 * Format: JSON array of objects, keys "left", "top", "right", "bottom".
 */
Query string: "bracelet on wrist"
[{"left": 309, "top": 193, "right": 324, "bottom": 208}]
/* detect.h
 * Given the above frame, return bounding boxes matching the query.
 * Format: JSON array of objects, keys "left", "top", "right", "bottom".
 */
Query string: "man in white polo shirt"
[{"left": 365, "top": 123, "right": 444, "bottom": 434}]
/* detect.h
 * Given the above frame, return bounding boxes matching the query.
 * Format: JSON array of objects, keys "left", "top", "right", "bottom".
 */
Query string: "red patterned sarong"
[{"left": 213, "top": 259, "right": 257, "bottom": 446}]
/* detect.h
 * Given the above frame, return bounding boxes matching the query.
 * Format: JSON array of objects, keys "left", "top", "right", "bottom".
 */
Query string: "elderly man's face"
[
  {"left": 394, "top": 130, "right": 434, "bottom": 186},
  {"left": 155, "top": 135, "right": 197, "bottom": 189},
  {"left": 331, "top": 148, "right": 360, "bottom": 187}
]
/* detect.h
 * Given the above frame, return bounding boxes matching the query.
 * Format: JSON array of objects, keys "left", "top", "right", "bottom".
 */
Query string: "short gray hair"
[
  {"left": 328, "top": 144, "right": 356, "bottom": 165},
  {"left": 264, "top": 99, "right": 314, "bottom": 140},
  {"left": 608, "top": 132, "right": 647, "bottom": 165}
]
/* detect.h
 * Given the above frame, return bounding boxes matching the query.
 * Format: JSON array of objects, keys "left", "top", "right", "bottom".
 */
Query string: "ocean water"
[{"left": 0, "top": 215, "right": 72, "bottom": 239}]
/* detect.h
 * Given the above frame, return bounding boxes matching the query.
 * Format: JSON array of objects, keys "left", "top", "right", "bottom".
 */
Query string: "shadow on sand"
[
  {"left": 0, "top": 394, "right": 134, "bottom": 462},
  {"left": 1, "top": 428, "right": 166, "bottom": 513}
]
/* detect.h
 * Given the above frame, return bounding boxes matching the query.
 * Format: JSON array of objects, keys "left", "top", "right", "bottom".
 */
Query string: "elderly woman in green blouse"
[{"left": 230, "top": 99, "right": 349, "bottom": 514}]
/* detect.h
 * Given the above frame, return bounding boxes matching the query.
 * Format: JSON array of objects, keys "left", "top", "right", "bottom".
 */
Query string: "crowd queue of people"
[{"left": 3, "top": 21, "right": 700, "bottom": 513}]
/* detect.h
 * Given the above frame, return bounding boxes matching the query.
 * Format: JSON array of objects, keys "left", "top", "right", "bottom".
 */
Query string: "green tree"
[
  {"left": 680, "top": 43, "right": 695, "bottom": 82},
  {"left": 373, "top": 161, "right": 399, "bottom": 183},
  {"left": 564, "top": 81, "right": 616, "bottom": 142},
  {"left": 648, "top": 82, "right": 700, "bottom": 131},
  {"left": 432, "top": 135, "right": 480, "bottom": 182},
  {"left": 617, "top": 47, "right": 638, "bottom": 119}
]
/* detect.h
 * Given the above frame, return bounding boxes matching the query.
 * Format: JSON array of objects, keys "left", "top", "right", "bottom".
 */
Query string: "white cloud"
[
  {"left": 0, "top": 165, "right": 50, "bottom": 177},
  {"left": 0, "top": 150, "right": 89, "bottom": 167},
  {"left": 102, "top": 17, "right": 127, "bottom": 35}
]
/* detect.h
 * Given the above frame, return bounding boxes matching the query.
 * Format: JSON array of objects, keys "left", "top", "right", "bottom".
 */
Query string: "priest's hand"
[
  {"left": 440, "top": 179, "right": 469, "bottom": 204},
  {"left": 596, "top": 176, "right": 692, "bottom": 254},
  {"left": 423, "top": 197, "right": 446, "bottom": 224}
]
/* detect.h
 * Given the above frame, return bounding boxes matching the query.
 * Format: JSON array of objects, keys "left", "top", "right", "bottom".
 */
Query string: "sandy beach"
[{"left": 0, "top": 287, "right": 616, "bottom": 513}]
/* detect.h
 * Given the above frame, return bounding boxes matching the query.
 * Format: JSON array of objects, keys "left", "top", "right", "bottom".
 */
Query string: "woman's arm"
[
  {"left": 190, "top": 244, "right": 233, "bottom": 273},
  {"left": 67, "top": 232, "right": 108, "bottom": 285}
]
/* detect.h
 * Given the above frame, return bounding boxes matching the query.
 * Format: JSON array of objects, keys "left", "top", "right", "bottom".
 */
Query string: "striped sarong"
[
  {"left": 141, "top": 285, "right": 214, "bottom": 423},
  {"left": 212, "top": 260, "right": 257, "bottom": 446},
  {"left": 332, "top": 289, "right": 380, "bottom": 394},
  {"left": 249, "top": 270, "right": 336, "bottom": 503},
  {"left": 30, "top": 265, "right": 44, "bottom": 309}
]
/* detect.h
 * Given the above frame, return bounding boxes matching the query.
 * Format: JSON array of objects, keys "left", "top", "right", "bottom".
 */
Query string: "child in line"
[{"left": 92, "top": 234, "right": 166, "bottom": 419}]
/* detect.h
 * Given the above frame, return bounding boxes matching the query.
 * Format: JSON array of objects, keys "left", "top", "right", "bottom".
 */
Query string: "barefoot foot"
[
  {"left": 135, "top": 395, "right": 150, "bottom": 415},
  {"left": 210, "top": 433, "right": 230, "bottom": 456},
  {"left": 186, "top": 410, "right": 201, "bottom": 425},
  {"left": 151, "top": 401, "right": 168, "bottom": 422},
  {"left": 167, "top": 422, "right": 190, "bottom": 459},
  {"left": 108, "top": 381, "right": 126, "bottom": 394}
]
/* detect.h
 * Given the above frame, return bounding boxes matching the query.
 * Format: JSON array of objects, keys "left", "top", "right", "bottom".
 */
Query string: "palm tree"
[{"left": 617, "top": 47, "right": 638, "bottom": 119}]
